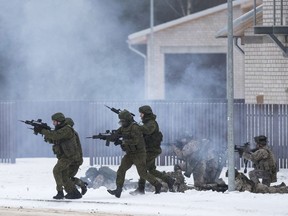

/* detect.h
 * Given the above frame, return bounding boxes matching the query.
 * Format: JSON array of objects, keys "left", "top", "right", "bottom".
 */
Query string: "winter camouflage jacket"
[{"left": 243, "top": 146, "right": 277, "bottom": 182}]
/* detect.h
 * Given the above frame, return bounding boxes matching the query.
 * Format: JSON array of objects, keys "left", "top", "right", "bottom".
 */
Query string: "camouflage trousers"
[
  {"left": 249, "top": 169, "right": 271, "bottom": 186},
  {"left": 177, "top": 160, "right": 205, "bottom": 187},
  {"left": 68, "top": 162, "right": 86, "bottom": 188},
  {"left": 53, "top": 158, "right": 78, "bottom": 193},
  {"left": 138, "top": 150, "right": 170, "bottom": 188},
  {"left": 116, "top": 152, "right": 160, "bottom": 188},
  {"left": 204, "top": 159, "right": 219, "bottom": 183}
]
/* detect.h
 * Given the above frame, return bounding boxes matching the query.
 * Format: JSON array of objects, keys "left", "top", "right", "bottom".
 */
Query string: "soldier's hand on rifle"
[
  {"left": 33, "top": 125, "right": 43, "bottom": 134},
  {"left": 114, "top": 139, "right": 122, "bottom": 146},
  {"left": 238, "top": 148, "right": 244, "bottom": 157}
]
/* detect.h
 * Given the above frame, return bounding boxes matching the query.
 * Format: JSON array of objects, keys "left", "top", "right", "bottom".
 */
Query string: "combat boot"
[
  {"left": 129, "top": 185, "right": 145, "bottom": 196},
  {"left": 167, "top": 176, "right": 176, "bottom": 192},
  {"left": 154, "top": 182, "right": 162, "bottom": 194},
  {"left": 53, "top": 191, "right": 64, "bottom": 200},
  {"left": 65, "top": 189, "right": 82, "bottom": 199},
  {"left": 107, "top": 186, "right": 122, "bottom": 198},
  {"left": 81, "top": 182, "right": 88, "bottom": 195}
]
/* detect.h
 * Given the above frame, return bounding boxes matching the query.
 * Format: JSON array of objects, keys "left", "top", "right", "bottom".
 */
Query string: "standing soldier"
[
  {"left": 107, "top": 109, "right": 162, "bottom": 198},
  {"left": 243, "top": 135, "right": 277, "bottom": 187},
  {"left": 35, "top": 112, "right": 82, "bottom": 199},
  {"left": 130, "top": 105, "right": 175, "bottom": 195},
  {"left": 65, "top": 117, "right": 88, "bottom": 196}
]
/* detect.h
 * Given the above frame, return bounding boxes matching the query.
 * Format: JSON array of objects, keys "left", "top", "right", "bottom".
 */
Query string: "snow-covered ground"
[{"left": 0, "top": 158, "right": 288, "bottom": 216}]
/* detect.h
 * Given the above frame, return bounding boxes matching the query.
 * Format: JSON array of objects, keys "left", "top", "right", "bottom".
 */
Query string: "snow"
[{"left": 0, "top": 158, "right": 288, "bottom": 216}]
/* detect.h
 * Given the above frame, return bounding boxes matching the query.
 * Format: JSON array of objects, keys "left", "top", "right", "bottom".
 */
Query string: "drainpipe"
[
  {"left": 234, "top": 37, "right": 245, "bottom": 55},
  {"left": 128, "top": 42, "right": 147, "bottom": 98},
  {"left": 128, "top": 42, "right": 146, "bottom": 59}
]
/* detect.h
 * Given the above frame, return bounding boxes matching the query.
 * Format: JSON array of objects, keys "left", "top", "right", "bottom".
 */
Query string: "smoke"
[
  {"left": 0, "top": 0, "right": 144, "bottom": 100},
  {"left": 165, "top": 54, "right": 226, "bottom": 100}
]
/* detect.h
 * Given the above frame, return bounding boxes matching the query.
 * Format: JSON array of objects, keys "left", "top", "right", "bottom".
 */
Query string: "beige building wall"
[
  {"left": 244, "top": 0, "right": 288, "bottom": 104},
  {"left": 146, "top": 5, "right": 245, "bottom": 100}
]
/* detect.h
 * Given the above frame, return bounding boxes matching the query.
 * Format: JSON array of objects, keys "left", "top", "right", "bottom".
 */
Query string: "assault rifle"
[
  {"left": 196, "top": 183, "right": 228, "bottom": 193},
  {"left": 105, "top": 105, "right": 135, "bottom": 117},
  {"left": 20, "top": 119, "right": 51, "bottom": 135},
  {"left": 86, "top": 130, "right": 122, "bottom": 146},
  {"left": 234, "top": 142, "right": 257, "bottom": 173}
]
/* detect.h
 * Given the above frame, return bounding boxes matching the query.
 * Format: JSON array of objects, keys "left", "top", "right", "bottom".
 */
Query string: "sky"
[{"left": 0, "top": 158, "right": 288, "bottom": 216}]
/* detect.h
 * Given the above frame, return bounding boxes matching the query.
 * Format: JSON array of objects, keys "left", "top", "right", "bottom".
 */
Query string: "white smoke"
[{"left": 0, "top": 0, "right": 144, "bottom": 100}]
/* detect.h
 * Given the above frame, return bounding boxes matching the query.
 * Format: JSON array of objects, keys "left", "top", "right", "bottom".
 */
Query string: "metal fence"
[
  {"left": 1, "top": 100, "right": 288, "bottom": 168},
  {"left": 0, "top": 102, "right": 16, "bottom": 163}
]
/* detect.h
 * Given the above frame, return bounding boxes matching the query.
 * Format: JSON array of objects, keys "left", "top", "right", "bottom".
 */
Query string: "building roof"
[
  {"left": 128, "top": 0, "right": 250, "bottom": 45},
  {"left": 215, "top": 4, "right": 263, "bottom": 38}
]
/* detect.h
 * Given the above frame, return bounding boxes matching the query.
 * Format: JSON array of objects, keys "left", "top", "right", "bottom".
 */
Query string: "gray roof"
[
  {"left": 215, "top": 5, "right": 263, "bottom": 38},
  {"left": 128, "top": 0, "right": 250, "bottom": 45}
]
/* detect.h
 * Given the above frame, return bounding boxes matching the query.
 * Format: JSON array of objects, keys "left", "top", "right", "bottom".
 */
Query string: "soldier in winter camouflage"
[
  {"left": 172, "top": 135, "right": 226, "bottom": 190},
  {"left": 242, "top": 135, "right": 277, "bottom": 187},
  {"left": 233, "top": 169, "right": 287, "bottom": 193},
  {"left": 172, "top": 138, "right": 206, "bottom": 187}
]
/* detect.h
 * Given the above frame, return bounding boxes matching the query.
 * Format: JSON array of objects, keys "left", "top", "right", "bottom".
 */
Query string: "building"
[{"left": 128, "top": 0, "right": 288, "bottom": 104}]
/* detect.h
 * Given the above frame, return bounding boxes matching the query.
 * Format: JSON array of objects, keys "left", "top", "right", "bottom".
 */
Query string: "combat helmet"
[
  {"left": 254, "top": 135, "right": 267, "bottom": 145},
  {"left": 118, "top": 109, "right": 133, "bottom": 127},
  {"left": 139, "top": 105, "right": 153, "bottom": 115},
  {"left": 65, "top": 117, "right": 74, "bottom": 127},
  {"left": 51, "top": 112, "right": 65, "bottom": 122}
]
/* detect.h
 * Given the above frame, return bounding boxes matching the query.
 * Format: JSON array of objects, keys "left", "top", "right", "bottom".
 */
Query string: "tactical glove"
[{"left": 33, "top": 125, "right": 43, "bottom": 134}]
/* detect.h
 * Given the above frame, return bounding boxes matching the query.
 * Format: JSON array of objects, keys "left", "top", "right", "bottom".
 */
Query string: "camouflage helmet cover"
[
  {"left": 118, "top": 109, "right": 133, "bottom": 121},
  {"left": 51, "top": 112, "right": 65, "bottom": 122},
  {"left": 254, "top": 135, "right": 267, "bottom": 145},
  {"left": 139, "top": 105, "right": 153, "bottom": 114},
  {"left": 65, "top": 117, "right": 74, "bottom": 127}
]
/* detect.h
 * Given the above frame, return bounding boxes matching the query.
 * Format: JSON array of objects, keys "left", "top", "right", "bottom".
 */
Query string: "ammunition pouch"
[
  {"left": 52, "top": 144, "right": 63, "bottom": 157},
  {"left": 60, "top": 137, "right": 78, "bottom": 158},
  {"left": 121, "top": 144, "right": 138, "bottom": 152},
  {"left": 144, "top": 131, "right": 163, "bottom": 149}
]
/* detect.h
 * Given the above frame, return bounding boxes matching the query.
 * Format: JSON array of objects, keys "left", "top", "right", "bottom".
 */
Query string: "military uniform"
[
  {"left": 107, "top": 110, "right": 162, "bottom": 198},
  {"left": 202, "top": 139, "right": 224, "bottom": 184},
  {"left": 172, "top": 139, "right": 206, "bottom": 187},
  {"left": 243, "top": 135, "right": 277, "bottom": 187},
  {"left": 234, "top": 169, "right": 288, "bottom": 194},
  {"left": 131, "top": 105, "right": 175, "bottom": 195},
  {"left": 39, "top": 112, "right": 82, "bottom": 199},
  {"left": 65, "top": 117, "right": 87, "bottom": 195}
]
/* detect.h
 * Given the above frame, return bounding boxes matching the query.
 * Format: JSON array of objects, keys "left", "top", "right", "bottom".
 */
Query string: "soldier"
[
  {"left": 242, "top": 135, "right": 277, "bottom": 187},
  {"left": 203, "top": 139, "right": 225, "bottom": 184},
  {"left": 65, "top": 117, "right": 88, "bottom": 196},
  {"left": 130, "top": 105, "right": 175, "bottom": 195},
  {"left": 233, "top": 169, "right": 288, "bottom": 194},
  {"left": 107, "top": 109, "right": 162, "bottom": 198},
  {"left": 173, "top": 135, "right": 226, "bottom": 189},
  {"left": 35, "top": 112, "right": 82, "bottom": 199},
  {"left": 172, "top": 138, "right": 206, "bottom": 187}
]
